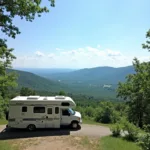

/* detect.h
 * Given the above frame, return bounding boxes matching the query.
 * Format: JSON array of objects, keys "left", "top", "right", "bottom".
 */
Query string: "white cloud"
[
  {"left": 107, "top": 49, "right": 122, "bottom": 56},
  {"left": 97, "top": 44, "right": 101, "bottom": 48},
  {"left": 13, "top": 46, "right": 150, "bottom": 68},
  {"left": 48, "top": 53, "right": 55, "bottom": 58},
  {"left": 35, "top": 51, "right": 45, "bottom": 57},
  {"left": 56, "top": 48, "right": 63, "bottom": 51},
  {"left": 86, "top": 46, "right": 105, "bottom": 56}
]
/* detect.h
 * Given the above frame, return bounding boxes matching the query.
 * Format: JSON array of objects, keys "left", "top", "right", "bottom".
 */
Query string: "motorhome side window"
[
  {"left": 61, "top": 102, "right": 70, "bottom": 106},
  {"left": 33, "top": 107, "right": 45, "bottom": 113},
  {"left": 47, "top": 108, "right": 52, "bottom": 114},
  {"left": 22, "top": 106, "right": 27, "bottom": 112},
  {"left": 62, "top": 109, "right": 69, "bottom": 116},
  {"left": 55, "top": 107, "right": 59, "bottom": 114}
]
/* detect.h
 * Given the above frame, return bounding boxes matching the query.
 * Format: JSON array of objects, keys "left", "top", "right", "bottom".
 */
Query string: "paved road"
[{"left": 0, "top": 124, "right": 111, "bottom": 140}]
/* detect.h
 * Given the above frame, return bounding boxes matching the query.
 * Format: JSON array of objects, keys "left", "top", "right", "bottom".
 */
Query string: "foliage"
[
  {"left": 59, "top": 90, "right": 66, "bottom": 96},
  {"left": 143, "top": 124, "right": 150, "bottom": 132},
  {"left": 0, "top": 119, "right": 8, "bottom": 125},
  {"left": 0, "top": 95, "right": 9, "bottom": 119},
  {"left": 110, "top": 123, "right": 122, "bottom": 137},
  {"left": 138, "top": 133, "right": 150, "bottom": 150},
  {"left": 117, "top": 58, "right": 150, "bottom": 128},
  {"left": 122, "top": 119, "right": 139, "bottom": 141},
  {"left": 142, "top": 29, "right": 150, "bottom": 51},
  {"left": 0, "top": 0, "right": 55, "bottom": 38},
  {"left": 94, "top": 102, "right": 121, "bottom": 124},
  {"left": 20, "top": 87, "right": 36, "bottom": 96},
  {"left": 0, "top": 40, "right": 18, "bottom": 98}
]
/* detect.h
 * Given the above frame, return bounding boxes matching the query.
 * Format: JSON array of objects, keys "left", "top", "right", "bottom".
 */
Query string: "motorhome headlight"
[{"left": 77, "top": 117, "right": 80, "bottom": 121}]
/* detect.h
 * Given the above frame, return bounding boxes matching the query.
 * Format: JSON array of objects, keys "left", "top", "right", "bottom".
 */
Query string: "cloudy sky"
[{"left": 3, "top": 0, "right": 150, "bottom": 69}]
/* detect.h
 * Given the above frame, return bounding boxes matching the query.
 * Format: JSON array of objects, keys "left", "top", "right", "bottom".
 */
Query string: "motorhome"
[{"left": 6, "top": 95, "right": 82, "bottom": 131}]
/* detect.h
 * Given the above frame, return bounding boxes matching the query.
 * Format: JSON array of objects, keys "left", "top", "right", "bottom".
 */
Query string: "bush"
[
  {"left": 138, "top": 133, "right": 150, "bottom": 150},
  {"left": 143, "top": 124, "right": 150, "bottom": 132},
  {"left": 84, "top": 107, "right": 95, "bottom": 118},
  {"left": 122, "top": 120, "right": 139, "bottom": 141},
  {"left": 95, "top": 106, "right": 113, "bottom": 124},
  {"left": 110, "top": 111, "right": 121, "bottom": 123},
  {"left": 110, "top": 123, "right": 122, "bottom": 137}
]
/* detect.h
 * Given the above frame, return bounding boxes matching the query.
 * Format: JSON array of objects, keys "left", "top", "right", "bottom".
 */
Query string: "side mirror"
[{"left": 5, "top": 111, "right": 9, "bottom": 120}]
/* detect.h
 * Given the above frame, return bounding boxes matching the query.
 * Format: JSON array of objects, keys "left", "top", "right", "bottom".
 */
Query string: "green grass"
[
  {"left": 0, "top": 141, "right": 18, "bottom": 150},
  {"left": 0, "top": 119, "right": 8, "bottom": 125},
  {"left": 100, "top": 136, "right": 141, "bottom": 150},
  {"left": 83, "top": 119, "right": 112, "bottom": 127}
]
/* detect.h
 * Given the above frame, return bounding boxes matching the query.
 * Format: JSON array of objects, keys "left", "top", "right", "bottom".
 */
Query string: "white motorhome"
[{"left": 7, "top": 95, "right": 82, "bottom": 131}]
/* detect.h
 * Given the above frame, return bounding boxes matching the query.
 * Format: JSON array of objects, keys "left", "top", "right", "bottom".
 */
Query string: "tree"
[
  {"left": 142, "top": 29, "right": 150, "bottom": 51},
  {"left": 0, "top": 0, "right": 55, "bottom": 38},
  {"left": 0, "top": 0, "right": 55, "bottom": 99},
  {"left": 0, "top": 39, "right": 17, "bottom": 98},
  {"left": 59, "top": 90, "right": 66, "bottom": 96},
  {"left": 20, "top": 87, "right": 36, "bottom": 96},
  {"left": 117, "top": 58, "right": 150, "bottom": 128}
]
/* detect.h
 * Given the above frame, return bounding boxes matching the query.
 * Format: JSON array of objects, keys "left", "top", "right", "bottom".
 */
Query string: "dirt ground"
[{"left": 0, "top": 124, "right": 111, "bottom": 150}]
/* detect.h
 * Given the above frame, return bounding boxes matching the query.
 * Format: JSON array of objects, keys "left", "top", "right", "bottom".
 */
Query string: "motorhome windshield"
[{"left": 68, "top": 108, "right": 75, "bottom": 115}]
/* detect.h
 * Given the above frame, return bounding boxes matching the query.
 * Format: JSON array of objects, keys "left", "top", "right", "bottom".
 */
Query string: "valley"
[{"left": 12, "top": 66, "right": 135, "bottom": 100}]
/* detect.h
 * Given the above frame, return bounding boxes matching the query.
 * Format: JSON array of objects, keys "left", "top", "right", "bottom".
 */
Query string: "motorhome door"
[
  {"left": 53, "top": 107, "right": 60, "bottom": 128},
  {"left": 46, "top": 107, "right": 54, "bottom": 128}
]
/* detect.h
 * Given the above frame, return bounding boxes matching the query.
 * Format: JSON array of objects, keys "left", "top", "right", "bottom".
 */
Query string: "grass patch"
[
  {"left": 83, "top": 119, "right": 112, "bottom": 127},
  {"left": 0, "top": 119, "right": 8, "bottom": 125},
  {"left": 100, "top": 136, "right": 141, "bottom": 150},
  {"left": 0, "top": 141, "right": 18, "bottom": 150}
]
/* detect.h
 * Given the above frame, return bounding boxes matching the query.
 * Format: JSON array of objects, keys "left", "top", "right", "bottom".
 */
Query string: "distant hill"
[
  {"left": 46, "top": 66, "right": 135, "bottom": 85},
  {"left": 8, "top": 69, "right": 70, "bottom": 92},
  {"left": 14, "top": 68, "right": 76, "bottom": 78},
  {"left": 35, "top": 65, "right": 134, "bottom": 100}
]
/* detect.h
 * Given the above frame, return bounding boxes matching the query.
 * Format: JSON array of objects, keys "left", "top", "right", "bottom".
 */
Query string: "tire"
[
  {"left": 27, "top": 124, "right": 36, "bottom": 131},
  {"left": 71, "top": 121, "right": 78, "bottom": 129}
]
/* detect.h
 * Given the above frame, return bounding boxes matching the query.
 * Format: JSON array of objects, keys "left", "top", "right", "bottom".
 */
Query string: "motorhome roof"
[{"left": 11, "top": 96, "right": 72, "bottom": 101}]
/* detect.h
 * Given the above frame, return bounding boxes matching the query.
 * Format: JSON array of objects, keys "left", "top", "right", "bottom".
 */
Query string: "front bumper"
[{"left": 79, "top": 119, "right": 82, "bottom": 124}]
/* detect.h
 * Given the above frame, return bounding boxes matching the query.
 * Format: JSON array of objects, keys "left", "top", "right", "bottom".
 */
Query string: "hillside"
[
  {"left": 8, "top": 69, "right": 70, "bottom": 92},
  {"left": 7, "top": 66, "right": 135, "bottom": 100},
  {"left": 14, "top": 68, "right": 76, "bottom": 77},
  {"left": 46, "top": 66, "right": 135, "bottom": 85}
]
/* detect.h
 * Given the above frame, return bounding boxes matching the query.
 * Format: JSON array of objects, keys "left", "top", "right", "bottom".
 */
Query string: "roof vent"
[
  {"left": 43, "top": 97, "right": 48, "bottom": 100},
  {"left": 55, "top": 96, "right": 65, "bottom": 99},
  {"left": 27, "top": 96, "right": 40, "bottom": 99}
]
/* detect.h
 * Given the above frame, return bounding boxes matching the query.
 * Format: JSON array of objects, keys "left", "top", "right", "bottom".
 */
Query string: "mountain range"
[
  {"left": 11, "top": 66, "right": 135, "bottom": 100},
  {"left": 46, "top": 66, "right": 134, "bottom": 85}
]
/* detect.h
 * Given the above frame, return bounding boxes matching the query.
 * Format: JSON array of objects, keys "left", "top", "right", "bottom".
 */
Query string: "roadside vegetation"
[{"left": 100, "top": 136, "right": 141, "bottom": 150}]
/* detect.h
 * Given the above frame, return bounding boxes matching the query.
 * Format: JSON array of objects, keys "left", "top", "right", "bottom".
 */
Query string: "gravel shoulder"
[
  {"left": 0, "top": 124, "right": 111, "bottom": 150},
  {"left": 0, "top": 124, "right": 111, "bottom": 139}
]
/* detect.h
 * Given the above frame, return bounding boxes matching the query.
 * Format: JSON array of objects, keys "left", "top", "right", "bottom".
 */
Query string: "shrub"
[
  {"left": 110, "top": 123, "right": 122, "bottom": 137},
  {"left": 138, "top": 133, "right": 150, "bottom": 150},
  {"left": 110, "top": 110, "right": 121, "bottom": 123},
  {"left": 122, "top": 120, "right": 139, "bottom": 141},
  {"left": 143, "top": 124, "right": 150, "bottom": 132},
  {"left": 84, "top": 107, "right": 95, "bottom": 118},
  {"left": 95, "top": 106, "right": 113, "bottom": 124}
]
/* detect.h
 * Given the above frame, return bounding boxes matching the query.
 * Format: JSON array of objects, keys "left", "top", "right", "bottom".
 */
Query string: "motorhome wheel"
[
  {"left": 27, "top": 124, "right": 36, "bottom": 131},
  {"left": 71, "top": 121, "right": 78, "bottom": 129}
]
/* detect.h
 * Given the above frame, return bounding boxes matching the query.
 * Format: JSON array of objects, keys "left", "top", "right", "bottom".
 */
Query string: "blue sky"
[{"left": 3, "top": 0, "right": 150, "bottom": 68}]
